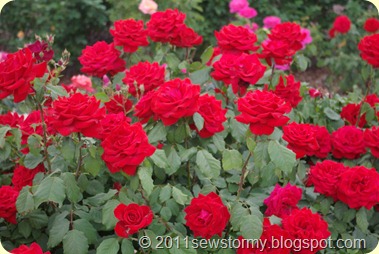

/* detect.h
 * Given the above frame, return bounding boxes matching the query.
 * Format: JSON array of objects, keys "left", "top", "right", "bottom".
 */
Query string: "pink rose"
[
  {"left": 238, "top": 6, "right": 258, "bottom": 19},
  {"left": 229, "top": 0, "right": 249, "bottom": 13},
  {"left": 301, "top": 28, "right": 313, "bottom": 48},
  {"left": 139, "top": 0, "right": 158, "bottom": 15},
  {"left": 263, "top": 16, "right": 281, "bottom": 29},
  {"left": 69, "top": 75, "right": 94, "bottom": 92}
]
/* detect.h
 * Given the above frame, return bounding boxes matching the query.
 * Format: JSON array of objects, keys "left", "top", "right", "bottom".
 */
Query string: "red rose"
[
  {"left": 215, "top": 24, "right": 259, "bottom": 53},
  {"left": 331, "top": 126, "right": 366, "bottom": 159},
  {"left": 365, "top": 94, "right": 379, "bottom": 107},
  {"left": 283, "top": 123, "right": 320, "bottom": 158},
  {"left": 122, "top": 61, "right": 165, "bottom": 97},
  {"left": 104, "top": 94, "right": 133, "bottom": 114},
  {"left": 307, "top": 160, "right": 347, "bottom": 200},
  {"left": 237, "top": 219, "right": 291, "bottom": 254},
  {"left": 0, "top": 111, "right": 24, "bottom": 128},
  {"left": 358, "top": 34, "right": 379, "bottom": 68},
  {"left": 282, "top": 208, "right": 330, "bottom": 254},
  {"left": 134, "top": 91, "right": 157, "bottom": 124},
  {"left": 310, "top": 125, "right": 331, "bottom": 158},
  {"left": 27, "top": 40, "right": 54, "bottom": 62},
  {"left": 110, "top": 19, "right": 149, "bottom": 53},
  {"left": 12, "top": 164, "right": 45, "bottom": 191},
  {"left": 47, "top": 93, "right": 105, "bottom": 139},
  {"left": 337, "top": 166, "right": 379, "bottom": 209},
  {"left": 268, "top": 22, "right": 306, "bottom": 50},
  {"left": 211, "top": 53, "right": 267, "bottom": 95},
  {"left": 206, "top": 47, "right": 221, "bottom": 66},
  {"left": 0, "top": 48, "right": 46, "bottom": 103},
  {"left": 184, "top": 192, "right": 230, "bottom": 239},
  {"left": 147, "top": 9, "right": 186, "bottom": 43},
  {"left": 328, "top": 28, "right": 336, "bottom": 38},
  {"left": 236, "top": 90, "right": 291, "bottom": 135},
  {"left": 364, "top": 18, "right": 379, "bottom": 33},
  {"left": 78, "top": 41, "right": 126, "bottom": 77},
  {"left": 20, "top": 111, "right": 45, "bottom": 147},
  {"left": 0, "top": 186, "right": 19, "bottom": 224},
  {"left": 101, "top": 122, "right": 156, "bottom": 175},
  {"left": 11, "top": 242, "right": 50, "bottom": 254},
  {"left": 364, "top": 126, "right": 379, "bottom": 158},
  {"left": 259, "top": 39, "right": 299, "bottom": 66},
  {"left": 263, "top": 184, "right": 302, "bottom": 218},
  {"left": 151, "top": 78, "right": 200, "bottom": 126},
  {"left": 193, "top": 94, "right": 227, "bottom": 138},
  {"left": 333, "top": 15, "right": 351, "bottom": 34},
  {"left": 273, "top": 75, "right": 302, "bottom": 107},
  {"left": 309, "top": 88, "right": 322, "bottom": 98},
  {"left": 340, "top": 103, "right": 366, "bottom": 127},
  {"left": 100, "top": 113, "right": 131, "bottom": 140},
  {"left": 114, "top": 203, "right": 153, "bottom": 238},
  {"left": 170, "top": 24, "right": 203, "bottom": 48}
]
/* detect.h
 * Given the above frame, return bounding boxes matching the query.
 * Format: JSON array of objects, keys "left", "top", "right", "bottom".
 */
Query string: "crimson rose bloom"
[
  {"left": 358, "top": 34, "right": 379, "bottom": 68},
  {"left": 151, "top": 78, "right": 200, "bottom": 126},
  {"left": 273, "top": 75, "right": 302, "bottom": 107},
  {"left": 365, "top": 94, "right": 379, "bottom": 107},
  {"left": 11, "top": 242, "right": 51, "bottom": 254},
  {"left": 0, "top": 48, "right": 46, "bottom": 103},
  {"left": 215, "top": 24, "right": 259, "bottom": 53},
  {"left": 268, "top": 22, "right": 306, "bottom": 50},
  {"left": 101, "top": 122, "right": 156, "bottom": 175},
  {"left": 237, "top": 219, "right": 291, "bottom": 254},
  {"left": 122, "top": 61, "right": 165, "bottom": 97},
  {"left": 0, "top": 186, "right": 19, "bottom": 224},
  {"left": 364, "top": 126, "right": 379, "bottom": 158},
  {"left": 282, "top": 208, "right": 330, "bottom": 254},
  {"left": 193, "top": 94, "right": 227, "bottom": 138},
  {"left": 340, "top": 103, "right": 366, "bottom": 127},
  {"left": 260, "top": 39, "right": 299, "bottom": 66},
  {"left": 78, "top": 41, "right": 126, "bottom": 77},
  {"left": 170, "top": 24, "right": 203, "bottom": 48},
  {"left": 236, "top": 90, "right": 291, "bottom": 135},
  {"left": 331, "top": 126, "right": 366, "bottom": 159},
  {"left": 311, "top": 125, "right": 331, "bottom": 158},
  {"left": 114, "top": 203, "right": 153, "bottom": 238},
  {"left": 27, "top": 40, "right": 54, "bottom": 62},
  {"left": 333, "top": 15, "right": 351, "bottom": 34},
  {"left": 99, "top": 113, "right": 131, "bottom": 140},
  {"left": 283, "top": 123, "right": 319, "bottom": 158},
  {"left": 364, "top": 18, "right": 379, "bottom": 33},
  {"left": 147, "top": 9, "right": 186, "bottom": 43},
  {"left": 110, "top": 19, "right": 149, "bottom": 53},
  {"left": 104, "top": 94, "right": 133, "bottom": 114},
  {"left": 12, "top": 164, "right": 45, "bottom": 191},
  {"left": 184, "top": 192, "right": 230, "bottom": 239},
  {"left": 47, "top": 93, "right": 105, "bottom": 139},
  {"left": 263, "top": 184, "right": 302, "bottom": 218},
  {"left": 337, "top": 166, "right": 379, "bottom": 209},
  {"left": 0, "top": 111, "right": 24, "bottom": 128},
  {"left": 134, "top": 91, "right": 157, "bottom": 124},
  {"left": 307, "top": 160, "right": 347, "bottom": 200}
]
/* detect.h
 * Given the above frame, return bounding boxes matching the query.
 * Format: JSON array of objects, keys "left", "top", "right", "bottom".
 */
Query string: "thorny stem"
[
  {"left": 269, "top": 62, "right": 276, "bottom": 88},
  {"left": 35, "top": 97, "right": 52, "bottom": 173},
  {"left": 75, "top": 133, "right": 83, "bottom": 179},
  {"left": 237, "top": 152, "right": 253, "bottom": 200}
]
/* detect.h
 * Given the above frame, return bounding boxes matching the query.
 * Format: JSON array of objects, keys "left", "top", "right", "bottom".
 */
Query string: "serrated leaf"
[
  {"left": 121, "top": 239, "right": 135, "bottom": 254},
  {"left": 356, "top": 208, "right": 369, "bottom": 233},
  {"left": 48, "top": 212, "right": 70, "bottom": 248},
  {"left": 160, "top": 206, "right": 172, "bottom": 221},
  {"left": 193, "top": 112, "right": 204, "bottom": 131},
  {"left": 324, "top": 107, "right": 341, "bottom": 121},
  {"left": 200, "top": 46, "right": 214, "bottom": 64},
  {"left": 172, "top": 187, "right": 188, "bottom": 205},
  {"left": 16, "top": 187, "right": 35, "bottom": 214},
  {"left": 196, "top": 150, "right": 221, "bottom": 179},
  {"left": 295, "top": 54, "right": 308, "bottom": 71},
  {"left": 230, "top": 202, "right": 249, "bottom": 231},
  {"left": 138, "top": 167, "right": 154, "bottom": 196},
  {"left": 73, "top": 219, "right": 98, "bottom": 244},
  {"left": 160, "top": 185, "right": 172, "bottom": 203},
  {"left": 62, "top": 172, "right": 83, "bottom": 203},
  {"left": 268, "top": 141, "right": 296, "bottom": 174},
  {"left": 229, "top": 118, "right": 248, "bottom": 142},
  {"left": 148, "top": 122, "right": 167, "bottom": 143},
  {"left": 0, "top": 126, "right": 11, "bottom": 148},
  {"left": 18, "top": 220, "right": 32, "bottom": 238},
  {"left": 240, "top": 214, "right": 263, "bottom": 240},
  {"left": 222, "top": 149, "right": 243, "bottom": 171},
  {"left": 46, "top": 84, "right": 68, "bottom": 99},
  {"left": 24, "top": 153, "right": 44, "bottom": 169},
  {"left": 167, "top": 147, "right": 181, "bottom": 175},
  {"left": 102, "top": 199, "right": 120, "bottom": 230},
  {"left": 63, "top": 229, "right": 88, "bottom": 254},
  {"left": 96, "top": 238, "right": 120, "bottom": 254},
  {"left": 212, "top": 134, "right": 226, "bottom": 151},
  {"left": 61, "top": 138, "right": 75, "bottom": 161},
  {"left": 150, "top": 149, "right": 169, "bottom": 168},
  {"left": 34, "top": 176, "right": 66, "bottom": 207}
]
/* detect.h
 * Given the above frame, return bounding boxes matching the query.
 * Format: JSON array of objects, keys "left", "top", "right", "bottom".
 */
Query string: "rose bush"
[{"left": 0, "top": 5, "right": 378, "bottom": 254}]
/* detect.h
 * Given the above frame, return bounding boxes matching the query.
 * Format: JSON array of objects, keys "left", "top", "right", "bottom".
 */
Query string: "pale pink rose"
[
  {"left": 70, "top": 75, "right": 94, "bottom": 92},
  {"left": 181, "top": 68, "right": 187, "bottom": 74},
  {"left": 229, "top": 0, "right": 249, "bottom": 13},
  {"left": 238, "top": 6, "right": 258, "bottom": 19},
  {"left": 0, "top": 51, "right": 8, "bottom": 62},
  {"left": 263, "top": 16, "right": 281, "bottom": 29},
  {"left": 103, "top": 75, "right": 111, "bottom": 87},
  {"left": 244, "top": 23, "right": 259, "bottom": 32},
  {"left": 139, "top": 0, "right": 158, "bottom": 15},
  {"left": 276, "top": 64, "right": 291, "bottom": 71},
  {"left": 301, "top": 28, "right": 313, "bottom": 48}
]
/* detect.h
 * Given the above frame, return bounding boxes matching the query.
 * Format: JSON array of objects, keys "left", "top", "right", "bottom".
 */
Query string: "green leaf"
[
  {"left": 138, "top": 167, "right": 154, "bottom": 196},
  {"left": 96, "top": 238, "right": 120, "bottom": 254},
  {"left": 83, "top": 155, "right": 102, "bottom": 177},
  {"left": 0, "top": 126, "right": 11, "bottom": 148},
  {"left": 196, "top": 150, "right": 221, "bottom": 179},
  {"left": 193, "top": 112, "right": 204, "bottom": 131},
  {"left": 189, "top": 66, "right": 211, "bottom": 85},
  {"left": 16, "top": 187, "right": 35, "bottom": 214},
  {"left": 62, "top": 172, "right": 83, "bottom": 203},
  {"left": 324, "top": 107, "right": 341, "bottom": 121},
  {"left": 121, "top": 239, "right": 135, "bottom": 254},
  {"left": 18, "top": 220, "right": 32, "bottom": 238},
  {"left": 166, "top": 53, "right": 181, "bottom": 70},
  {"left": 26, "top": 210, "right": 48, "bottom": 229},
  {"left": 172, "top": 187, "right": 188, "bottom": 205},
  {"left": 159, "top": 185, "right": 172, "bottom": 203},
  {"left": 102, "top": 199, "right": 120, "bottom": 230},
  {"left": 84, "top": 189, "right": 117, "bottom": 206},
  {"left": 61, "top": 138, "right": 76, "bottom": 161},
  {"left": 73, "top": 219, "right": 98, "bottom": 244},
  {"left": 34, "top": 176, "right": 66, "bottom": 207},
  {"left": 295, "top": 54, "right": 308, "bottom": 71},
  {"left": 24, "top": 153, "right": 44, "bottom": 169},
  {"left": 229, "top": 118, "right": 248, "bottom": 142},
  {"left": 95, "top": 92, "right": 110, "bottom": 102},
  {"left": 230, "top": 202, "right": 249, "bottom": 231},
  {"left": 148, "top": 122, "right": 167, "bottom": 143},
  {"left": 167, "top": 147, "right": 181, "bottom": 175},
  {"left": 200, "top": 46, "right": 214, "bottom": 64},
  {"left": 46, "top": 84, "right": 68, "bottom": 99},
  {"left": 27, "top": 135, "right": 42, "bottom": 156},
  {"left": 356, "top": 208, "right": 369, "bottom": 233},
  {"left": 268, "top": 141, "right": 296, "bottom": 175},
  {"left": 212, "top": 134, "right": 226, "bottom": 151},
  {"left": 150, "top": 149, "right": 169, "bottom": 169},
  {"left": 160, "top": 207, "right": 172, "bottom": 221},
  {"left": 240, "top": 214, "right": 263, "bottom": 240},
  {"left": 63, "top": 229, "right": 89, "bottom": 254},
  {"left": 246, "top": 137, "right": 256, "bottom": 153},
  {"left": 222, "top": 149, "right": 243, "bottom": 171},
  {"left": 48, "top": 212, "right": 70, "bottom": 248}
]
